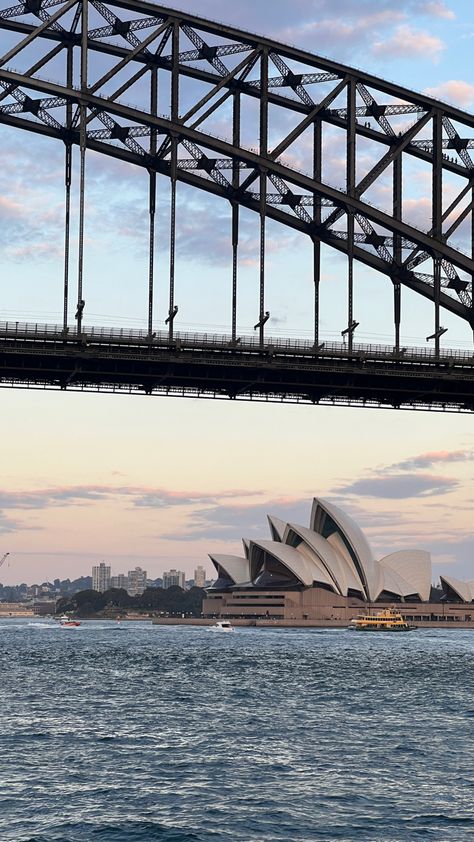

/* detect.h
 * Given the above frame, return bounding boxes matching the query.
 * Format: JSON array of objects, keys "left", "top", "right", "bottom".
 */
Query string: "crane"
[{"left": 0, "top": 553, "right": 10, "bottom": 568}]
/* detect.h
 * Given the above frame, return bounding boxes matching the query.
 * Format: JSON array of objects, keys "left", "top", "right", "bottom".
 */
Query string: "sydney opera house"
[{"left": 202, "top": 498, "right": 474, "bottom": 626}]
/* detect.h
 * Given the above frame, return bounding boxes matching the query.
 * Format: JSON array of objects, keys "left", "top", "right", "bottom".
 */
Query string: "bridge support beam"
[
  {"left": 168, "top": 21, "right": 179, "bottom": 342},
  {"left": 148, "top": 172, "right": 156, "bottom": 338},
  {"left": 232, "top": 91, "right": 240, "bottom": 343},
  {"left": 76, "top": 0, "right": 88, "bottom": 336},
  {"left": 433, "top": 112, "right": 443, "bottom": 357},
  {"left": 258, "top": 50, "right": 269, "bottom": 347},
  {"left": 313, "top": 119, "right": 321, "bottom": 348},
  {"left": 62, "top": 43, "right": 74, "bottom": 335},
  {"left": 148, "top": 66, "right": 158, "bottom": 339},
  {"left": 63, "top": 142, "right": 72, "bottom": 334},
  {"left": 393, "top": 147, "right": 402, "bottom": 354},
  {"left": 346, "top": 79, "right": 356, "bottom": 352},
  {"left": 472, "top": 184, "right": 474, "bottom": 337}
]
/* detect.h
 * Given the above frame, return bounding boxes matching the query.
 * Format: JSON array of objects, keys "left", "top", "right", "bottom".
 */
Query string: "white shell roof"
[
  {"left": 208, "top": 554, "right": 250, "bottom": 585},
  {"left": 283, "top": 523, "right": 363, "bottom": 596},
  {"left": 379, "top": 550, "right": 431, "bottom": 601},
  {"left": 379, "top": 567, "right": 404, "bottom": 597},
  {"left": 324, "top": 532, "right": 367, "bottom": 596},
  {"left": 377, "top": 566, "right": 416, "bottom": 599},
  {"left": 440, "top": 575, "right": 473, "bottom": 603},
  {"left": 249, "top": 539, "right": 335, "bottom": 589},
  {"left": 310, "top": 498, "right": 380, "bottom": 600},
  {"left": 267, "top": 515, "right": 287, "bottom": 543}
]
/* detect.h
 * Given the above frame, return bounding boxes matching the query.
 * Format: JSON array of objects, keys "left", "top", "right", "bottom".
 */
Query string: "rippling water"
[{"left": 0, "top": 619, "right": 473, "bottom": 841}]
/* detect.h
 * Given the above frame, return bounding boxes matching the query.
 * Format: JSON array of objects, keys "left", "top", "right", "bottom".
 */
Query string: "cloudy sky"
[{"left": 0, "top": 0, "right": 473, "bottom": 585}]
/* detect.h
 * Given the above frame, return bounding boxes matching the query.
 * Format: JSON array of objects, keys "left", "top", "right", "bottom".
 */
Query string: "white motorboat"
[
  {"left": 58, "top": 613, "right": 81, "bottom": 627},
  {"left": 212, "top": 620, "right": 235, "bottom": 632}
]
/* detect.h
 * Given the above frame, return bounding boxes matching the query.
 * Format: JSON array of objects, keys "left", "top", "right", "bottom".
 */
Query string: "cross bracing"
[{"left": 0, "top": 0, "right": 474, "bottom": 410}]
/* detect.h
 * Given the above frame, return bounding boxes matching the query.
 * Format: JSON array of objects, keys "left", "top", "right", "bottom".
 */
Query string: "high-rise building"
[
  {"left": 163, "top": 569, "right": 185, "bottom": 589},
  {"left": 194, "top": 565, "right": 206, "bottom": 588},
  {"left": 127, "top": 567, "right": 147, "bottom": 597},
  {"left": 92, "top": 562, "right": 111, "bottom": 593},
  {"left": 110, "top": 574, "right": 129, "bottom": 590}
]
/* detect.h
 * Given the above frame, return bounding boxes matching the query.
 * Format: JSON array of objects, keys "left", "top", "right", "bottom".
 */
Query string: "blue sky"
[{"left": 0, "top": 0, "right": 473, "bottom": 586}]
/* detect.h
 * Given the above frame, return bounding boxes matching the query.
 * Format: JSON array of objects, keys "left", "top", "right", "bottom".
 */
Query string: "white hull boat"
[{"left": 211, "top": 620, "right": 235, "bottom": 632}]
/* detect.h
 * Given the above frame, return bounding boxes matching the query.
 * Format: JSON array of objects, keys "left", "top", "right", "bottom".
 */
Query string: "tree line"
[{"left": 56, "top": 586, "right": 205, "bottom": 617}]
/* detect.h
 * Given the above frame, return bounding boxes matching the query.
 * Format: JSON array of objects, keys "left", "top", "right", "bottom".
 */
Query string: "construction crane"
[{"left": 0, "top": 552, "right": 10, "bottom": 568}]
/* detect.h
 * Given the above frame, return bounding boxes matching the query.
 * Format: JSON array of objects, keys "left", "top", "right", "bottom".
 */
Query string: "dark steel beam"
[
  {"left": 167, "top": 17, "right": 179, "bottom": 341},
  {"left": 148, "top": 63, "right": 157, "bottom": 338},
  {"left": 258, "top": 48, "right": 268, "bottom": 347},
  {"left": 346, "top": 77, "right": 356, "bottom": 351},
  {"left": 432, "top": 111, "right": 443, "bottom": 355},
  {"left": 313, "top": 117, "right": 321, "bottom": 348},
  {"left": 76, "top": 0, "right": 88, "bottom": 335},
  {"left": 231, "top": 88, "right": 240, "bottom": 343},
  {"left": 393, "top": 147, "right": 402, "bottom": 354}
]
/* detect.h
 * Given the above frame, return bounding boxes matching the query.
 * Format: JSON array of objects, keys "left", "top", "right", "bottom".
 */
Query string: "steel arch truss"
[{"left": 1, "top": 0, "right": 474, "bottom": 352}]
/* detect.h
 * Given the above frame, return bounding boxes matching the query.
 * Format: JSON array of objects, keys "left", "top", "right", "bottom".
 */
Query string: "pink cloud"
[
  {"left": 424, "top": 80, "right": 474, "bottom": 107},
  {"left": 390, "top": 450, "right": 474, "bottom": 469},
  {"left": 5, "top": 242, "right": 63, "bottom": 262},
  {"left": 0, "top": 196, "right": 24, "bottom": 218},
  {"left": 278, "top": 11, "right": 406, "bottom": 56},
  {"left": 402, "top": 196, "right": 432, "bottom": 231},
  {"left": 0, "top": 484, "right": 265, "bottom": 511},
  {"left": 419, "top": 1, "right": 455, "bottom": 19},
  {"left": 372, "top": 24, "right": 445, "bottom": 61}
]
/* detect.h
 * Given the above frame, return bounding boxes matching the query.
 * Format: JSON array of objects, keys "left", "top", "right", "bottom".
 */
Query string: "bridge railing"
[{"left": 0, "top": 320, "right": 473, "bottom": 364}]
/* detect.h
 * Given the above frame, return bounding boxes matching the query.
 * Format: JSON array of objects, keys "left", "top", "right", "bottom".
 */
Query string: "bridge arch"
[{"left": 0, "top": 1, "right": 473, "bottom": 410}]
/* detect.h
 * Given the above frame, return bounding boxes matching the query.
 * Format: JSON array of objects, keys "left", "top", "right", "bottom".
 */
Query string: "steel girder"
[{"left": 0, "top": 0, "right": 473, "bottom": 340}]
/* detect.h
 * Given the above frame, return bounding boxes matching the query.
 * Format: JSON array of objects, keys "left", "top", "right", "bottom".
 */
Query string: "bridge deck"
[{"left": 0, "top": 322, "right": 473, "bottom": 412}]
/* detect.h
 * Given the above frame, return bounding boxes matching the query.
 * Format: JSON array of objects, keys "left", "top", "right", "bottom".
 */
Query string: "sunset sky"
[{"left": 0, "top": 0, "right": 473, "bottom": 586}]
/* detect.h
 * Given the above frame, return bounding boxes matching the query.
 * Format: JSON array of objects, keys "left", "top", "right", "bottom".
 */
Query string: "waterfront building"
[
  {"left": 110, "top": 574, "right": 128, "bottom": 590},
  {"left": 203, "top": 498, "right": 443, "bottom": 622},
  {"left": 194, "top": 565, "right": 207, "bottom": 588},
  {"left": 92, "top": 562, "right": 111, "bottom": 593},
  {"left": 0, "top": 602, "right": 35, "bottom": 617},
  {"left": 163, "top": 569, "right": 185, "bottom": 589},
  {"left": 32, "top": 597, "right": 57, "bottom": 615},
  {"left": 127, "top": 567, "right": 147, "bottom": 596}
]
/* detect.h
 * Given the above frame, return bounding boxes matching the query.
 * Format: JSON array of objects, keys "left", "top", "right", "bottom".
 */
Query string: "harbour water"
[{"left": 1, "top": 619, "right": 473, "bottom": 841}]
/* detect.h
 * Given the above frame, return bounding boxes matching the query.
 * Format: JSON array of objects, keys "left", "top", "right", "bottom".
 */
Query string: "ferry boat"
[
  {"left": 212, "top": 620, "right": 235, "bottom": 632},
  {"left": 59, "top": 614, "right": 81, "bottom": 628},
  {"left": 349, "top": 608, "right": 416, "bottom": 632}
]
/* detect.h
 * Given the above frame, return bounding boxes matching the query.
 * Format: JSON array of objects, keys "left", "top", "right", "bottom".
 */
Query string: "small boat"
[
  {"left": 212, "top": 620, "right": 235, "bottom": 632},
  {"left": 349, "top": 607, "right": 416, "bottom": 632},
  {"left": 58, "top": 613, "right": 81, "bottom": 628}
]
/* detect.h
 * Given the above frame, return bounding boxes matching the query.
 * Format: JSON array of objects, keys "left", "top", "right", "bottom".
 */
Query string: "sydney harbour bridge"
[{"left": 0, "top": 0, "right": 473, "bottom": 411}]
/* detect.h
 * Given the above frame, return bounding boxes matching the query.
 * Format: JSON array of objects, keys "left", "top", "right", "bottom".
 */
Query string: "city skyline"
[
  {"left": 0, "top": 0, "right": 473, "bottom": 586},
  {"left": 0, "top": 555, "right": 210, "bottom": 588}
]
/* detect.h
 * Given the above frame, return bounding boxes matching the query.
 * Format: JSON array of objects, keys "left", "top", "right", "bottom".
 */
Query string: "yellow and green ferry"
[{"left": 349, "top": 607, "right": 416, "bottom": 632}]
